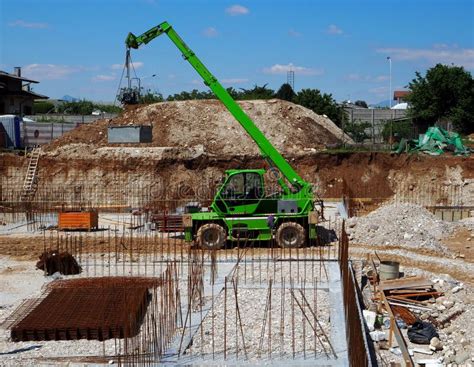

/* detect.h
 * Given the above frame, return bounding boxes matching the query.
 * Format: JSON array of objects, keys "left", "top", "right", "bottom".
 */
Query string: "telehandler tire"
[
  {"left": 196, "top": 223, "right": 227, "bottom": 250},
  {"left": 276, "top": 222, "right": 306, "bottom": 248}
]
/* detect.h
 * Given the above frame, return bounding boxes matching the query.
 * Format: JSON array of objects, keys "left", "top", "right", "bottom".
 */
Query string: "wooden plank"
[
  {"left": 390, "top": 289, "right": 432, "bottom": 294},
  {"left": 387, "top": 295, "right": 426, "bottom": 305},
  {"left": 381, "top": 292, "right": 415, "bottom": 366},
  {"left": 387, "top": 301, "right": 432, "bottom": 312},
  {"left": 379, "top": 276, "right": 432, "bottom": 291},
  {"left": 388, "top": 291, "right": 442, "bottom": 298}
]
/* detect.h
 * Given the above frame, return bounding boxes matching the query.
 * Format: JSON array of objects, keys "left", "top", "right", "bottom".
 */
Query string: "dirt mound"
[{"left": 44, "top": 99, "right": 352, "bottom": 156}]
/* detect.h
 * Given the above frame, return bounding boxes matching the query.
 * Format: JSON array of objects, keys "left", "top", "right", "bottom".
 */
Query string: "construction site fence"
[
  {"left": 338, "top": 221, "right": 376, "bottom": 366},
  {"left": 25, "top": 113, "right": 118, "bottom": 124},
  {"left": 343, "top": 108, "right": 411, "bottom": 145}
]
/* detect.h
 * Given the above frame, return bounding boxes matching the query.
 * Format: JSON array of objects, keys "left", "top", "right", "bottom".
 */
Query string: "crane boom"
[{"left": 125, "top": 21, "right": 311, "bottom": 194}]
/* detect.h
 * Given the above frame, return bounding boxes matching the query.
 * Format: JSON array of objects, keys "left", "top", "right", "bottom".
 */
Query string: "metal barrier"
[{"left": 339, "top": 221, "right": 376, "bottom": 366}]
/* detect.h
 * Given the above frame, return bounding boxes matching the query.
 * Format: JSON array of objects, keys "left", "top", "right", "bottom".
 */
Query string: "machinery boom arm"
[{"left": 126, "top": 21, "right": 310, "bottom": 193}]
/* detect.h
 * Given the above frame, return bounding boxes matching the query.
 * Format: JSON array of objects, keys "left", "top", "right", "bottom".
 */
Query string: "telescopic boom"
[{"left": 126, "top": 21, "right": 311, "bottom": 194}]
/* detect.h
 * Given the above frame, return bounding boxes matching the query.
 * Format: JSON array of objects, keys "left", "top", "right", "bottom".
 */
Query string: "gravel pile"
[{"left": 347, "top": 203, "right": 453, "bottom": 253}]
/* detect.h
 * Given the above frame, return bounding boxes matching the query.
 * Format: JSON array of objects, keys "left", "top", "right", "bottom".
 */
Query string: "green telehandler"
[{"left": 125, "top": 21, "right": 320, "bottom": 249}]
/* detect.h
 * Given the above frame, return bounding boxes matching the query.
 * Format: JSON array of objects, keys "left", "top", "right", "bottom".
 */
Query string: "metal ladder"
[{"left": 20, "top": 147, "right": 40, "bottom": 202}]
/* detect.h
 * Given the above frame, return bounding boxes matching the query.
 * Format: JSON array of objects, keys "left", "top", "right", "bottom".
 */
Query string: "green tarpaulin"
[{"left": 395, "top": 126, "right": 471, "bottom": 156}]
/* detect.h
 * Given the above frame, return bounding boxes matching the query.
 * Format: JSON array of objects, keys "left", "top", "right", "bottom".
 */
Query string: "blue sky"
[{"left": 1, "top": 0, "right": 473, "bottom": 104}]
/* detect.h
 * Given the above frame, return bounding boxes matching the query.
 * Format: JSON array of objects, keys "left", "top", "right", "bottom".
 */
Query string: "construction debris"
[
  {"left": 362, "top": 257, "right": 473, "bottom": 366},
  {"left": 36, "top": 250, "right": 81, "bottom": 275},
  {"left": 407, "top": 321, "right": 439, "bottom": 344},
  {"left": 395, "top": 126, "right": 471, "bottom": 156}
]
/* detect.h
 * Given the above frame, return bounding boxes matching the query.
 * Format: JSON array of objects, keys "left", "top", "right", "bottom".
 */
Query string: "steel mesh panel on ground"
[{"left": 10, "top": 277, "right": 159, "bottom": 342}]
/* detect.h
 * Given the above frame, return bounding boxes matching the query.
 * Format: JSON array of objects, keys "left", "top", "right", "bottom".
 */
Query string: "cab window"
[{"left": 221, "top": 172, "right": 263, "bottom": 203}]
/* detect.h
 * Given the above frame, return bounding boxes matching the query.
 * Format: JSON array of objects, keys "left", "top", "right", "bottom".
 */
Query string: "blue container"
[{"left": 0, "top": 115, "right": 22, "bottom": 148}]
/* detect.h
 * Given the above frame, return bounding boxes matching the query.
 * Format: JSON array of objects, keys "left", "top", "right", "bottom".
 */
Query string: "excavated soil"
[
  {"left": 1, "top": 98, "right": 468, "bottom": 204},
  {"left": 44, "top": 99, "right": 353, "bottom": 156},
  {"left": 1, "top": 151, "right": 473, "bottom": 204}
]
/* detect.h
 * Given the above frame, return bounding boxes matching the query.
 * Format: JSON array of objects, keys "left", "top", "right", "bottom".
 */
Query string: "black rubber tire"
[
  {"left": 196, "top": 223, "right": 227, "bottom": 250},
  {"left": 276, "top": 222, "right": 306, "bottom": 248}
]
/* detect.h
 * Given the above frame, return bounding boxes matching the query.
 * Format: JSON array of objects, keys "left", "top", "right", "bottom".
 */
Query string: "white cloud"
[
  {"left": 263, "top": 63, "right": 323, "bottom": 76},
  {"left": 202, "top": 27, "right": 218, "bottom": 38},
  {"left": 8, "top": 19, "right": 49, "bottom": 29},
  {"left": 288, "top": 29, "right": 302, "bottom": 37},
  {"left": 225, "top": 4, "right": 249, "bottom": 16},
  {"left": 111, "top": 61, "right": 144, "bottom": 70},
  {"left": 221, "top": 78, "right": 249, "bottom": 84},
  {"left": 326, "top": 24, "right": 343, "bottom": 35},
  {"left": 92, "top": 74, "right": 116, "bottom": 82},
  {"left": 22, "top": 64, "right": 81, "bottom": 80},
  {"left": 377, "top": 46, "right": 474, "bottom": 69},
  {"left": 345, "top": 73, "right": 389, "bottom": 83}
]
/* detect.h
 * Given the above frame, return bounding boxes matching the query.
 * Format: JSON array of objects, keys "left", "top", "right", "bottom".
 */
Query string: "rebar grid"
[
  {"left": 9, "top": 277, "right": 154, "bottom": 342},
  {"left": 1, "top": 197, "right": 377, "bottom": 365}
]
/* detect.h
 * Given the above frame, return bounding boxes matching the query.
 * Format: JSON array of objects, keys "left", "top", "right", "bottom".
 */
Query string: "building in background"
[
  {"left": 0, "top": 67, "right": 49, "bottom": 115},
  {"left": 393, "top": 90, "right": 410, "bottom": 104}
]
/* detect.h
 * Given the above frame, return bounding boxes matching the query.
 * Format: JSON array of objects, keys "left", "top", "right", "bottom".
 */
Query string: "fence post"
[{"left": 371, "top": 109, "right": 375, "bottom": 145}]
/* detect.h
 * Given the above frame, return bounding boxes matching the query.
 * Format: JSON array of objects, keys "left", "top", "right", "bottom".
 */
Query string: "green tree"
[
  {"left": 407, "top": 64, "right": 474, "bottom": 133},
  {"left": 382, "top": 120, "right": 414, "bottom": 141},
  {"left": 33, "top": 101, "right": 55, "bottom": 114},
  {"left": 58, "top": 100, "right": 95, "bottom": 115},
  {"left": 294, "top": 89, "right": 345, "bottom": 126},
  {"left": 139, "top": 90, "right": 164, "bottom": 104},
  {"left": 238, "top": 84, "right": 274, "bottom": 100},
  {"left": 344, "top": 121, "right": 371, "bottom": 142},
  {"left": 275, "top": 83, "right": 296, "bottom": 102},
  {"left": 226, "top": 87, "right": 241, "bottom": 100},
  {"left": 167, "top": 89, "right": 214, "bottom": 101}
]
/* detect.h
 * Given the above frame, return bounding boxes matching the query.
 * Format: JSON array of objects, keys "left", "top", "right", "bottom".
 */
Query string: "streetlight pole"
[
  {"left": 387, "top": 56, "right": 392, "bottom": 108},
  {"left": 387, "top": 56, "right": 393, "bottom": 147}
]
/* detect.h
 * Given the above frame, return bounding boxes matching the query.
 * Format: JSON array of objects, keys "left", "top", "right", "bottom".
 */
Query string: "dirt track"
[{"left": 1, "top": 229, "right": 472, "bottom": 284}]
